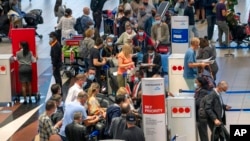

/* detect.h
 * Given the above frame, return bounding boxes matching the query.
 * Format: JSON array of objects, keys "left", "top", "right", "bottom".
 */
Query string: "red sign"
[
  {"left": 172, "top": 65, "right": 184, "bottom": 71},
  {"left": 65, "top": 39, "right": 81, "bottom": 46},
  {"left": 143, "top": 95, "right": 165, "bottom": 114},
  {"left": 11, "top": 28, "right": 38, "bottom": 94},
  {"left": 171, "top": 106, "right": 191, "bottom": 117}
]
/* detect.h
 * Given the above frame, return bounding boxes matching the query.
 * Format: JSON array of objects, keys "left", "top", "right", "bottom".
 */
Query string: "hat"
[
  {"left": 49, "top": 32, "right": 57, "bottom": 37},
  {"left": 126, "top": 112, "right": 136, "bottom": 123}
]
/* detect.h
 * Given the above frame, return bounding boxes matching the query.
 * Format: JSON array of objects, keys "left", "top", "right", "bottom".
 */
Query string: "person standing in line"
[
  {"left": 183, "top": 37, "right": 208, "bottom": 90},
  {"left": 121, "top": 112, "right": 145, "bottom": 141},
  {"left": 49, "top": 32, "right": 62, "bottom": 87},
  {"left": 216, "top": 0, "right": 229, "bottom": 47},
  {"left": 194, "top": 77, "right": 210, "bottom": 141},
  {"left": 205, "top": 81, "right": 232, "bottom": 141},
  {"left": 54, "top": 0, "right": 65, "bottom": 23},
  {"left": 184, "top": 0, "right": 199, "bottom": 38},
  {"left": 16, "top": 41, "right": 37, "bottom": 104},
  {"left": 56, "top": 8, "right": 76, "bottom": 45},
  {"left": 204, "top": 0, "right": 217, "bottom": 43}
]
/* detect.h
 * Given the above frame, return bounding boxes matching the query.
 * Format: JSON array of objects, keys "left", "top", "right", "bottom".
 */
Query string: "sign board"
[
  {"left": 171, "top": 16, "right": 189, "bottom": 54},
  {"left": 167, "top": 97, "right": 196, "bottom": 141},
  {"left": 142, "top": 78, "right": 167, "bottom": 141}
]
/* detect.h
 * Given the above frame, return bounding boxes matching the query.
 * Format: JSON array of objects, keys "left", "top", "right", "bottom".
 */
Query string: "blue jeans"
[
  {"left": 189, "top": 25, "right": 199, "bottom": 38},
  {"left": 206, "top": 15, "right": 216, "bottom": 40}
]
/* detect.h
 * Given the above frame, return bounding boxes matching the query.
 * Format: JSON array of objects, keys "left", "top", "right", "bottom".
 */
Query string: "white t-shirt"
[{"left": 65, "top": 83, "right": 84, "bottom": 104}]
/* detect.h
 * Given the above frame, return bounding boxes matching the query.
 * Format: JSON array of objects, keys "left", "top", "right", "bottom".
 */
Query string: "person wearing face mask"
[
  {"left": 141, "top": 46, "right": 161, "bottom": 77},
  {"left": 102, "top": 36, "right": 119, "bottom": 58},
  {"left": 49, "top": 32, "right": 62, "bottom": 87},
  {"left": 151, "top": 14, "right": 170, "bottom": 45},
  {"left": 83, "top": 67, "right": 96, "bottom": 91},
  {"left": 116, "top": 24, "right": 136, "bottom": 45},
  {"left": 132, "top": 26, "right": 154, "bottom": 63},
  {"left": 142, "top": 0, "right": 155, "bottom": 15},
  {"left": 131, "top": 70, "right": 144, "bottom": 109},
  {"left": 119, "top": 10, "right": 132, "bottom": 36},
  {"left": 144, "top": 8, "right": 156, "bottom": 36},
  {"left": 137, "top": 7, "right": 150, "bottom": 28},
  {"left": 194, "top": 77, "right": 210, "bottom": 141},
  {"left": 184, "top": 0, "right": 199, "bottom": 38},
  {"left": 50, "top": 94, "right": 64, "bottom": 126},
  {"left": 115, "top": 5, "right": 125, "bottom": 36},
  {"left": 89, "top": 38, "right": 107, "bottom": 87},
  {"left": 205, "top": 81, "right": 232, "bottom": 141},
  {"left": 65, "top": 74, "right": 87, "bottom": 105},
  {"left": 130, "top": 0, "right": 143, "bottom": 18}
]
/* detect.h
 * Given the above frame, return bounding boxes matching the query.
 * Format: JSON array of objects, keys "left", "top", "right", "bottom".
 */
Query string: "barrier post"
[{"left": 142, "top": 78, "right": 167, "bottom": 141}]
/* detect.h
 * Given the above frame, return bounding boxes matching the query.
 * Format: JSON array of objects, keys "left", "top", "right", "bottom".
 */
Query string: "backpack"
[
  {"left": 74, "top": 16, "right": 83, "bottom": 34},
  {"left": 79, "top": 39, "right": 90, "bottom": 59}
]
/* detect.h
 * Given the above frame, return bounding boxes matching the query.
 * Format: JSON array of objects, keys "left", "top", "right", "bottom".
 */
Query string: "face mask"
[
  {"left": 220, "top": 91, "right": 226, "bottom": 95},
  {"left": 194, "top": 83, "right": 198, "bottom": 88},
  {"left": 107, "top": 42, "right": 113, "bottom": 46},
  {"left": 59, "top": 101, "right": 64, "bottom": 108},
  {"left": 88, "top": 74, "right": 95, "bottom": 81},
  {"left": 83, "top": 81, "right": 87, "bottom": 88},
  {"left": 148, "top": 52, "right": 154, "bottom": 56},
  {"left": 49, "top": 37, "right": 53, "bottom": 42},
  {"left": 126, "top": 29, "right": 132, "bottom": 33},
  {"left": 129, "top": 17, "right": 133, "bottom": 21},
  {"left": 154, "top": 20, "right": 161, "bottom": 25},
  {"left": 53, "top": 108, "right": 57, "bottom": 114},
  {"left": 89, "top": 25, "right": 94, "bottom": 29},
  {"left": 138, "top": 32, "right": 144, "bottom": 36},
  {"left": 143, "top": 2, "right": 148, "bottom": 6},
  {"left": 134, "top": 77, "right": 139, "bottom": 82}
]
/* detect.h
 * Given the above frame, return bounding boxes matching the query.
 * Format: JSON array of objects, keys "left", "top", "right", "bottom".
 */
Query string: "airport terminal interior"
[{"left": 0, "top": 0, "right": 250, "bottom": 140}]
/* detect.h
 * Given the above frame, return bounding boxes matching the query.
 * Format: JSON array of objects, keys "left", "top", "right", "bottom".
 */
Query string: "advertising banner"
[
  {"left": 171, "top": 16, "right": 189, "bottom": 54},
  {"left": 142, "top": 78, "right": 167, "bottom": 141}
]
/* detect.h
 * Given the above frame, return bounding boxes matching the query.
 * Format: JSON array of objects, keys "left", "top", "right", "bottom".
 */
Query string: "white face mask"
[
  {"left": 138, "top": 32, "right": 144, "bottom": 36},
  {"left": 194, "top": 83, "right": 198, "bottom": 88},
  {"left": 49, "top": 37, "right": 53, "bottom": 42},
  {"left": 89, "top": 25, "right": 94, "bottom": 29}
]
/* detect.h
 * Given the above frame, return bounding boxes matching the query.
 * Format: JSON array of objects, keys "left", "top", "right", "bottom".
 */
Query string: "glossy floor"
[{"left": 0, "top": 0, "right": 250, "bottom": 141}]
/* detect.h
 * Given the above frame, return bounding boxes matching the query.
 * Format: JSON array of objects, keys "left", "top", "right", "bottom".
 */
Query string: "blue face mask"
[
  {"left": 83, "top": 82, "right": 87, "bottom": 88},
  {"left": 88, "top": 74, "right": 95, "bottom": 81},
  {"left": 154, "top": 20, "right": 161, "bottom": 25},
  {"left": 194, "top": 83, "right": 198, "bottom": 88}
]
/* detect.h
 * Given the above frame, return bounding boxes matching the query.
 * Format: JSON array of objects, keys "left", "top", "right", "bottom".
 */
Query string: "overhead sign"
[{"left": 142, "top": 78, "right": 167, "bottom": 141}]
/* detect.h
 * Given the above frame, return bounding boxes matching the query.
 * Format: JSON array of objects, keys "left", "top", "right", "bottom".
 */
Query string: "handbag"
[{"left": 211, "top": 124, "right": 230, "bottom": 141}]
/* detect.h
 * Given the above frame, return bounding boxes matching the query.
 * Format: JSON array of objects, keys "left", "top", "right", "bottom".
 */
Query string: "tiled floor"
[{"left": 0, "top": 0, "right": 250, "bottom": 140}]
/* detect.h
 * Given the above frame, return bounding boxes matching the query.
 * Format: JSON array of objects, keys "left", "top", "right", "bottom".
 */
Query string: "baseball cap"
[{"left": 126, "top": 112, "right": 136, "bottom": 123}]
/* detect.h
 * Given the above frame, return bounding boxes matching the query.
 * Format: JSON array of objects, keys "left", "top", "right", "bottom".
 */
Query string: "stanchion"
[{"left": 224, "top": 28, "right": 234, "bottom": 57}]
